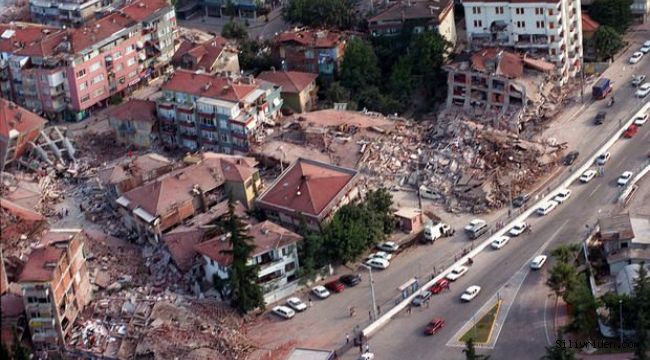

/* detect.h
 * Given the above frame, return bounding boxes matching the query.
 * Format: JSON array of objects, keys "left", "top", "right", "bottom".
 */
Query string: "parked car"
[
  {"left": 596, "top": 152, "right": 611, "bottom": 165},
  {"left": 460, "top": 286, "right": 482, "bottom": 302},
  {"left": 365, "top": 257, "right": 390, "bottom": 270},
  {"left": 553, "top": 189, "right": 572, "bottom": 204},
  {"left": 359, "top": 353, "right": 375, "bottom": 360},
  {"left": 563, "top": 151, "right": 580, "bottom": 166},
  {"left": 368, "top": 251, "right": 393, "bottom": 261},
  {"left": 412, "top": 291, "right": 433, "bottom": 306},
  {"left": 536, "top": 200, "right": 558, "bottom": 216},
  {"left": 339, "top": 274, "right": 362, "bottom": 287},
  {"left": 423, "top": 318, "right": 446, "bottom": 335},
  {"left": 636, "top": 83, "right": 650, "bottom": 97},
  {"left": 377, "top": 241, "right": 399, "bottom": 253},
  {"left": 325, "top": 280, "right": 345, "bottom": 293},
  {"left": 632, "top": 74, "right": 647, "bottom": 86},
  {"left": 312, "top": 285, "right": 331, "bottom": 299},
  {"left": 286, "top": 297, "right": 307, "bottom": 312},
  {"left": 624, "top": 124, "right": 639, "bottom": 138},
  {"left": 580, "top": 169, "right": 597, "bottom": 183},
  {"left": 272, "top": 305, "right": 296, "bottom": 319},
  {"left": 594, "top": 111, "right": 606, "bottom": 125},
  {"left": 491, "top": 235, "right": 511, "bottom": 249},
  {"left": 446, "top": 266, "right": 469, "bottom": 281},
  {"left": 429, "top": 279, "right": 450, "bottom": 294},
  {"left": 641, "top": 43, "right": 650, "bottom": 54},
  {"left": 512, "top": 193, "right": 530, "bottom": 207},
  {"left": 464, "top": 219, "right": 488, "bottom": 239},
  {"left": 617, "top": 171, "right": 634, "bottom": 186},
  {"left": 530, "top": 255, "right": 548, "bottom": 269},
  {"left": 630, "top": 51, "right": 644, "bottom": 64},
  {"left": 634, "top": 113, "right": 649, "bottom": 126},
  {"left": 508, "top": 222, "right": 528, "bottom": 236}
]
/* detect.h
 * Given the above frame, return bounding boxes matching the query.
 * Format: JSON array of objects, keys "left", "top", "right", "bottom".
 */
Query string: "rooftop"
[
  {"left": 369, "top": 0, "right": 453, "bottom": 24},
  {"left": 120, "top": 0, "right": 172, "bottom": 22},
  {"left": 97, "top": 153, "right": 173, "bottom": 185},
  {"left": 162, "top": 69, "right": 259, "bottom": 103},
  {"left": 599, "top": 213, "right": 635, "bottom": 241},
  {"left": 275, "top": 29, "right": 346, "bottom": 49},
  {"left": 198, "top": 152, "right": 259, "bottom": 183},
  {"left": 171, "top": 36, "right": 230, "bottom": 72},
  {"left": 16, "top": 246, "right": 64, "bottom": 282},
  {"left": 0, "top": 294, "right": 25, "bottom": 318},
  {"left": 0, "top": 22, "right": 59, "bottom": 55},
  {"left": 257, "top": 70, "right": 318, "bottom": 93},
  {"left": 471, "top": 48, "right": 524, "bottom": 78},
  {"left": 106, "top": 99, "right": 157, "bottom": 123},
  {"left": 257, "top": 158, "right": 358, "bottom": 217},
  {"left": 0, "top": 197, "right": 45, "bottom": 222},
  {"left": 0, "top": 99, "right": 47, "bottom": 138},
  {"left": 582, "top": 13, "right": 600, "bottom": 33}
]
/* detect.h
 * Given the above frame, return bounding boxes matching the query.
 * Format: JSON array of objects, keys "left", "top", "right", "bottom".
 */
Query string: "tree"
[
  {"left": 550, "top": 244, "right": 580, "bottom": 264},
  {"left": 408, "top": 32, "right": 451, "bottom": 99},
  {"left": 221, "top": 21, "right": 249, "bottom": 41},
  {"left": 548, "top": 261, "right": 578, "bottom": 297},
  {"left": 364, "top": 188, "right": 396, "bottom": 235},
  {"left": 10, "top": 328, "right": 30, "bottom": 360},
  {"left": 565, "top": 273, "right": 599, "bottom": 335},
  {"left": 324, "top": 81, "right": 350, "bottom": 104},
  {"left": 634, "top": 308, "right": 649, "bottom": 360},
  {"left": 463, "top": 337, "right": 490, "bottom": 360},
  {"left": 593, "top": 26, "right": 624, "bottom": 61},
  {"left": 339, "top": 38, "right": 380, "bottom": 94},
  {"left": 602, "top": 292, "right": 635, "bottom": 333},
  {"left": 1, "top": 342, "right": 10, "bottom": 360},
  {"left": 388, "top": 56, "right": 414, "bottom": 107},
  {"left": 541, "top": 331, "right": 576, "bottom": 360},
  {"left": 239, "top": 39, "right": 273, "bottom": 74},
  {"left": 590, "top": 0, "right": 633, "bottom": 33},
  {"left": 282, "top": 0, "right": 357, "bottom": 30},
  {"left": 221, "top": 198, "right": 264, "bottom": 314}
]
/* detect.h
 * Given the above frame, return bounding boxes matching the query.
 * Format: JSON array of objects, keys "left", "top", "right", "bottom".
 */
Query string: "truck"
[
  {"left": 592, "top": 78, "right": 612, "bottom": 99},
  {"left": 422, "top": 222, "right": 455, "bottom": 243}
]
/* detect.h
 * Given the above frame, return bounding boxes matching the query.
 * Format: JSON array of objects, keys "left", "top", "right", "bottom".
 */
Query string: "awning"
[
  {"left": 133, "top": 207, "right": 156, "bottom": 223},
  {"left": 116, "top": 196, "right": 130, "bottom": 208}
]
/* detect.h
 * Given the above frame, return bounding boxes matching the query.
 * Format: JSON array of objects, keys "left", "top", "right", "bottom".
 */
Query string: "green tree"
[
  {"left": 282, "top": 0, "right": 357, "bottom": 29},
  {"left": 1, "top": 342, "right": 10, "bottom": 360},
  {"left": 10, "top": 328, "right": 30, "bottom": 360},
  {"left": 221, "top": 198, "right": 264, "bottom": 314},
  {"left": 339, "top": 38, "right": 380, "bottom": 94},
  {"left": 463, "top": 337, "right": 490, "bottom": 360},
  {"left": 296, "top": 214, "right": 325, "bottom": 280},
  {"left": 388, "top": 56, "right": 414, "bottom": 107},
  {"left": 634, "top": 308, "right": 649, "bottom": 360},
  {"left": 602, "top": 292, "right": 635, "bottom": 333},
  {"left": 324, "top": 81, "right": 350, "bottom": 104},
  {"left": 541, "top": 331, "right": 576, "bottom": 360},
  {"left": 550, "top": 244, "right": 580, "bottom": 264},
  {"left": 239, "top": 39, "right": 273, "bottom": 74},
  {"left": 565, "top": 273, "right": 599, "bottom": 335},
  {"left": 221, "top": 21, "right": 249, "bottom": 41},
  {"left": 364, "top": 188, "right": 396, "bottom": 234},
  {"left": 590, "top": 0, "right": 633, "bottom": 33},
  {"left": 548, "top": 261, "right": 578, "bottom": 297},
  {"left": 408, "top": 32, "right": 451, "bottom": 99},
  {"left": 593, "top": 26, "right": 624, "bottom": 61}
]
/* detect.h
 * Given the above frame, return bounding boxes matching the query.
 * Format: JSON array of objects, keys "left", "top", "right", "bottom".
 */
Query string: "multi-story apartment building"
[
  {"left": 156, "top": 69, "right": 283, "bottom": 154},
  {"left": 29, "top": 0, "right": 107, "bottom": 28},
  {"left": 0, "top": 98, "right": 47, "bottom": 171},
  {"left": 272, "top": 29, "right": 348, "bottom": 77},
  {"left": 17, "top": 229, "right": 92, "bottom": 352},
  {"left": 463, "top": 0, "right": 582, "bottom": 82},
  {"left": 194, "top": 220, "right": 303, "bottom": 304},
  {"left": 0, "top": 0, "right": 176, "bottom": 122},
  {"left": 631, "top": 0, "right": 650, "bottom": 22}
]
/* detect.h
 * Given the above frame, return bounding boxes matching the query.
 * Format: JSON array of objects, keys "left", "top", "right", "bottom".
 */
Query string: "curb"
[{"left": 461, "top": 299, "right": 502, "bottom": 345}]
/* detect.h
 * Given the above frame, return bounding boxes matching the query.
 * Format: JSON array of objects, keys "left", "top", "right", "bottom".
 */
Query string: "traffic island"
[{"left": 459, "top": 300, "right": 502, "bottom": 344}]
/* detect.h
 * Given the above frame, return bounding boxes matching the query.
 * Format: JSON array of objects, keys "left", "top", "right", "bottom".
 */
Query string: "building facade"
[
  {"left": 156, "top": 69, "right": 283, "bottom": 154},
  {"left": 0, "top": 99, "right": 47, "bottom": 171},
  {"left": 29, "top": 0, "right": 106, "bottom": 28},
  {"left": 272, "top": 29, "right": 347, "bottom": 77},
  {"left": 17, "top": 229, "right": 92, "bottom": 352},
  {"left": 463, "top": 0, "right": 582, "bottom": 82},
  {"left": 257, "top": 70, "right": 318, "bottom": 113},
  {"left": 107, "top": 99, "right": 157, "bottom": 147}
]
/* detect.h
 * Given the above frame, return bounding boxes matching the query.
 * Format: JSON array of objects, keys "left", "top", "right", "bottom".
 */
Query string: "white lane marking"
[
  {"left": 588, "top": 184, "right": 602, "bottom": 198},
  {"left": 543, "top": 295, "right": 551, "bottom": 346}
]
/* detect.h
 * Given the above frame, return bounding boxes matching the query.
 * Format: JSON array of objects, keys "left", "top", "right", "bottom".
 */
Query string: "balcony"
[
  {"left": 199, "top": 121, "right": 217, "bottom": 130},
  {"left": 180, "top": 132, "right": 197, "bottom": 140},
  {"left": 178, "top": 120, "right": 195, "bottom": 128},
  {"left": 515, "top": 34, "right": 549, "bottom": 48}
]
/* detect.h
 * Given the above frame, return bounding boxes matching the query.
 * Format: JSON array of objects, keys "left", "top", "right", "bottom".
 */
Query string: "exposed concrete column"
[
  {"left": 28, "top": 142, "right": 54, "bottom": 166},
  {"left": 38, "top": 130, "right": 63, "bottom": 161}
]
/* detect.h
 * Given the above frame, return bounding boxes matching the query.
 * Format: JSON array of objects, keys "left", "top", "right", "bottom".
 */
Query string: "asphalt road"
[{"left": 345, "top": 102, "right": 650, "bottom": 360}]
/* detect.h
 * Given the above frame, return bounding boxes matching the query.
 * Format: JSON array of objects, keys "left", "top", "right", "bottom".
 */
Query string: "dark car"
[
  {"left": 325, "top": 280, "right": 345, "bottom": 293},
  {"left": 339, "top": 274, "right": 362, "bottom": 287},
  {"left": 423, "top": 318, "right": 445, "bottom": 335},
  {"left": 512, "top": 193, "right": 530, "bottom": 208},
  {"left": 563, "top": 151, "right": 579, "bottom": 166},
  {"left": 429, "top": 279, "right": 450, "bottom": 294},
  {"left": 594, "top": 111, "right": 606, "bottom": 125},
  {"left": 411, "top": 290, "right": 433, "bottom": 306}
]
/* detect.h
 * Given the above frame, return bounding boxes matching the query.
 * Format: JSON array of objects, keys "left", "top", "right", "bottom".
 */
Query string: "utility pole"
[
  {"left": 580, "top": 55, "right": 585, "bottom": 103},
  {"left": 365, "top": 265, "right": 378, "bottom": 321},
  {"left": 619, "top": 299, "right": 623, "bottom": 344}
]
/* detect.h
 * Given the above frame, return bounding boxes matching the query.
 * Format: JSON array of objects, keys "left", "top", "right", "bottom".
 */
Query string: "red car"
[
  {"left": 624, "top": 124, "right": 638, "bottom": 138},
  {"left": 423, "top": 318, "right": 445, "bottom": 335},
  {"left": 429, "top": 279, "right": 450, "bottom": 294},
  {"left": 325, "top": 280, "right": 345, "bottom": 293}
]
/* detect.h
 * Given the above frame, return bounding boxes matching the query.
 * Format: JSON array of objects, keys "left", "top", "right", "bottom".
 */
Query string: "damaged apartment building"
[{"left": 444, "top": 48, "right": 558, "bottom": 133}]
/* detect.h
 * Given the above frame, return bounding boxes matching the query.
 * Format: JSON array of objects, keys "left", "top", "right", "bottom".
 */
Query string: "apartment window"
[
  {"left": 549, "top": 22, "right": 555, "bottom": 29},
  {"left": 473, "top": 20, "right": 483, "bottom": 28},
  {"left": 125, "top": 44, "right": 135, "bottom": 54},
  {"left": 76, "top": 69, "right": 86, "bottom": 78},
  {"left": 127, "top": 57, "right": 136, "bottom": 66},
  {"left": 550, "top": 35, "right": 555, "bottom": 42},
  {"left": 128, "top": 71, "right": 137, "bottom": 78},
  {"left": 115, "top": 63, "right": 124, "bottom": 72},
  {"left": 495, "top": 6, "right": 504, "bottom": 14},
  {"left": 79, "top": 82, "right": 87, "bottom": 91},
  {"left": 517, "top": 21, "right": 526, "bottom": 28},
  {"left": 535, "top": 7, "right": 543, "bottom": 15},
  {"left": 472, "top": 6, "right": 481, "bottom": 14},
  {"left": 81, "top": 94, "right": 90, "bottom": 103},
  {"left": 551, "top": 49, "right": 557, "bottom": 55},
  {"left": 516, "top": 7, "right": 524, "bottom": 14},
  {"left": 536, "top": 21, "right": 545, "bottom": 28},
  {"left": 285, "top": 262, "right": 296, "bottom": 272},
  {"left": 549, "top": 9, "right": 554, "bottom": 15},
  {"left": 114, "top": 51, "right": 122, "bottom": 59},
  {"left": 89, "top": 62, "right": 100, "bottom": 72},
  {"left": 91, "top": 74, "right": 104, "bottom": 85}
]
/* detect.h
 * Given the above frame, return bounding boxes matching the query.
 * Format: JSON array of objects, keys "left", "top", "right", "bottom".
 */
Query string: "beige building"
[
  {"left": 257, "top": 70, "right": 319, "bottom": 113},
  {"left": 107, "top": 99, "right": 158, "bottom": 148}
]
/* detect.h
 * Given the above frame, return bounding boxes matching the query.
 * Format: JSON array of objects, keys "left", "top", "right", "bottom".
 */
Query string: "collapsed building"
[{"left": 444, "top": 48, "right": 560, "bottom": 134}]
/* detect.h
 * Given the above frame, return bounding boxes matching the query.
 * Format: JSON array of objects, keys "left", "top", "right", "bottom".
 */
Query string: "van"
[
  {"left": 464, "top": 219, "right": 488, "bottom": 240},
  {"left": 536, "top": 200, "right": 558, "bottom": 216},
  {"left": 422, "top": 222, "right": 454, "bottom": 243}
]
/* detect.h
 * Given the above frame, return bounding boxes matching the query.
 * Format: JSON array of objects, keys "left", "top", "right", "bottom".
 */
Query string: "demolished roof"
[
  {"left": 199, "top": 152, "right": 259, "bottom": 183},
  {"left": 106, "top": 99, "right": 157, "bottom": 123},
  {"left": 172, "top": 36, "right": 230, "bottom": 71},
  {"left": 257, "top": 70, "right": 318, "bottom": 93},
  {"left": 256, "top": 158, "right": 358, "bottom": 217},
  {"left": 275, "top": 29, "right": 346, "bottom": 48},
  {"left": 0, "top": 98, "right": 47, "bottom": 138},
  {"left": 599, "top": 214, "right": 635, "bottom": 241},
  {"left": 369, "top": 0, "right": 453, "bottom": 24},
  {"left": 16, "top": 246, "right": 64, "bottom": 282},
  {"left": 471, "top": 48, "right": 524, "bottom": 78}
]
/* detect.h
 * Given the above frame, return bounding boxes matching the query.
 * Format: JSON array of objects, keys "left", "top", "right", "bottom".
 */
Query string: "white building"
[
  {"left": 463, "top": 0, "right": 583, "bottom": 83},
  {"left": 631, "top": 0, "right": 650, "bottom": 23}
]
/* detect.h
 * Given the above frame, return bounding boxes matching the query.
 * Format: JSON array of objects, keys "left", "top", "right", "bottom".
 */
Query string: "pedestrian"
[
  {"left": 377, "top": 305, "right": 381, "bottom": 315},
  {"left": 346, "top": 333, "right": 349, "bottom": 344},
  {"left": 309, "top": 298, "right": 313, "bottom": 307},
  {"left": 79, "top": 203, "right": 84, "bottom": 212},
  {"left": 359, "top": 343, "right": 363, "bottom": 353},
  {"left": 407, "top": 305, "right": 412, "bottom": 315},
  {"left": 365, "top": 344, "right": 370, "bottom": 353},
  {"left": 426, "top": 299, "right": 430, "bottom": 308},
  {"left": 369, "top": 310, "right": 372, "bottom": 320}
]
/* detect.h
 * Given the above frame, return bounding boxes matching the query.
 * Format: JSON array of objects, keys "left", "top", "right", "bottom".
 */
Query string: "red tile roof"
[
  {"left": 200, "top": 153, "right": 258, "bottom": 183},
  {"left": 0, "top": 198, "right": 45, "bottom": 222},
  {"left": 172, "top": 37, "right": 230, "bottom": 72},
  {"left": 162, "top": 69, "right": 258, "bottom": 102},
  {"left": 163, "top": 227, "right": 207, "bottom": 272},
  {"left": 369, "top": 0, "right": 453, "bottom": 23},
  {"left": 0, "top": 23, "right": 60, "bottom": 55},
  {"left": 107, "top": 99, "right": 157, "bottom": 123},
  {"left": 0, "top": 98, "right": 47, "bottom": 138},
  {"left": 1, "top": 294, "right": 25, "bottom": 318},
  {"left": 69, "top": 13, "right": 137, "bottom": 53},
  {"left": 121, "top": 0, "right": 173, "bottom": 22},
  {"left": 275, "top": 29, "right": 345, "bottom": 49},
  {"left": 257, "top": 71, "right": 318, "bottom": 94},
  {"left": 16, "top": 246, "right": 64, "bottom": 283},
  {"left": 471, "top": 48, "right": 523, "bottom": 78},
  {"left": 582, "top": 13, "right": 600, "bottom": 33},
  {"left": 257, "top": 158, "right": 358, "bottom": 217}
]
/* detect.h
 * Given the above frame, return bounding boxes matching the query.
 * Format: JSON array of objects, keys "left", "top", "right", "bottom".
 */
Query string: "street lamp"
[
  {"left": 362, "top": 264, "right": 378, "bottom": 321},
  {"left": 619, "top": 299, "right": 623, "bottom": 344}
]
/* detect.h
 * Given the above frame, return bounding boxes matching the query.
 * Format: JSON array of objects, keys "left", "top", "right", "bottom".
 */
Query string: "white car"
[
  {"left": 536, "top": 200, "right": 558, "bottom": 216},
  {"left": 359, "top": 353, "right": 375, "bottom": 360},
  {"left": 491, "top": 235, "right": 511, "bottom": 249},
  {"left": 464, "top": 219, "right": 487, "bottom": 232},
  {"left": 460, "top": 286, "right": 482, "bottom": 302},
  {"left": 286, "top": 297, "right": 307, "bottom": 312},
  {"left": 636, "top": 83, "right": 650, "bottom": 97},
  {"left": 508, "top": 222, "right": 527, "bottom": 236},
  {"left": 312, "top": 285, "right": 331, "bottom": 299},
  {"left": 377, "top": 241, "right": 399, "bottom": 253},
  {"left": 595, "top": 152, "right": 611, "bottom": 165},
  {"left": 272, "top": 305, "right": 296, "bottom": 319},
  {"left": 630, "top": 51, "right": 644, "bottom": 64},
  {"left": 617, "top": 171, "right": 634, "bottom": 186},
  {"left": 530, "top": 255, "right": 548, "bottom": 269},
  {"left": 641, "top": 43, "right": 650, "bottom": 54},
  {"left": 368, "top": 251, "right": 393, "bottom": 261},
  {"left": 553, "top": 189, "right": 572, "bottom": 204},
  {"left": 580, "top": 169, "right": 597, "bottom": 183},
  {"left": 634, "top": 114, "right": 649, "bottom": 126},
  {"left": 446, "top": 266, "right": 469, "bottom": 281},
  {"left": 365, "top": 257, "right": 390, "bottom": 270}
]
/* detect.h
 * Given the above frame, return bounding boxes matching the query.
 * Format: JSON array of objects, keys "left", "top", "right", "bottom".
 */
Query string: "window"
[
  {"left": 91, "top": 74, "right": 104, "bottom": 85},
  {"left": 79, "top": 81, "right": 87, "bottom": 91},
  {"left": 473, "top": 20, "right": 483, "bottom": 27},
  {"left": 115, "top": 63, "right": 123, "bottom": 72},
  {"left": 128, "top": 71, "right": 137, "bottom": 78},
  {"left": 495, "top": 6, "right": 504, "bottom": 14},
  {"left": 125, "top": 44, "right": 135, "bottom": 54},
  {"left": 89, "top": 62, "right": 100, "bottom": 72},
  {"left": 114, "top": 51, "right": 122, "bottom": 59},
  {"left": 76, "top": 69, "right": 86, "bottom": 78},
  {"left": 549, "top": 22, "right": 555, "bottom": 29},
  {"left": 516, "top": 7, "right": 524, "bottom": 14},
  {"left": 517, "top": 21, "right": 526, "bottom": 28},
  {"left": 536, "top": 21, "right": 545, "bottom": 28},
  {"left": 535, "top": 7, "right": 543, "bottom": 15},
  {"left": 472, "top": 6, "right": 481, "bottom": 14},
  {"left": 81, "top": 94, "right": 90, "bottom": 103},
  {"left": 127, "top": 57, "right": 136, "bottom": 66},
  {"left": 551, "top": 49, "right": 556, "bottom": 55},
  {"left": 549, "top": 9, "right": 554, "bottom": 15}
]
